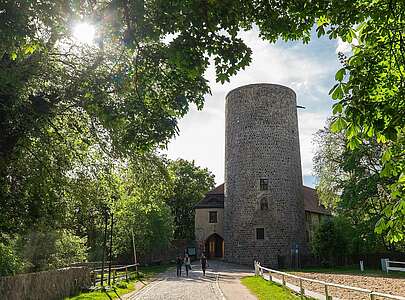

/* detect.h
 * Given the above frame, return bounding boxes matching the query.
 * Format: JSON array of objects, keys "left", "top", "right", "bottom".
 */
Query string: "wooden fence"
[
  {"left": 91, "top": 263, "right": 139, "bottom": 286},
  {"left": 383, "top": 259, "right": 405, "bottom": 273},
  {"left": 254, "top": 261, "right": 405, "bottom": 300}
]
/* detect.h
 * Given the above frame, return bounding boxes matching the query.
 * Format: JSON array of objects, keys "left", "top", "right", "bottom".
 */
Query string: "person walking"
[
  {"left": 184, "top": 253, "right": 191, "bottom": 277},
  {"left": 176, "top": 255, "right": 183, "bottom": 277},
  {"left": 200, "top": 253, "right": 208, "bottom": 276}
]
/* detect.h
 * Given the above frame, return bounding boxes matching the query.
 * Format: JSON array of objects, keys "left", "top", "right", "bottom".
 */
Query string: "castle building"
[{"left": 194, "top": 84, "right": 330, "bottom": 268}]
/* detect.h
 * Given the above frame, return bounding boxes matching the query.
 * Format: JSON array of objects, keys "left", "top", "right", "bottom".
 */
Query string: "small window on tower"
[
  {"left": 256, "top": 228, "right": 265, "bottom": 240},
  {"left": 209, "top": 211, "right": 217, "bottom": 223},
  {"left": 260, "top": 198, "right": 269, "bottom": 210},
  {"left": 259, "top": 178, "right": 269, "bottom": 190}
]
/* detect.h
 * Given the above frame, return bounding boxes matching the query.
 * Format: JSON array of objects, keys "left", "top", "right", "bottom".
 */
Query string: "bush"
[
  {"left": 20, "top": 230, "right": 88, "bottom": 271},
  {"left": 0, "top": 239, "right": 24, "bottom": 276},
  {"left": 311, "top": 217, "right": 353, "bottom": 266}
]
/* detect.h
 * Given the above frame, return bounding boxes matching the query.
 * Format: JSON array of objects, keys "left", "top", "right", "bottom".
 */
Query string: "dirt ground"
[{"left": 287, "top": 271, "right": 405, "bottom": 299}]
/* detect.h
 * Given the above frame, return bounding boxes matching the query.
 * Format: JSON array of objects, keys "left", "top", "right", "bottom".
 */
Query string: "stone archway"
[{"left": 205, "top": 233, "right": 224, "bottom": 258}]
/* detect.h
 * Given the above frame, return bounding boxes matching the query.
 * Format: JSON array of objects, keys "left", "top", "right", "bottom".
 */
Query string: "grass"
[
  {"left": 66, "top": 282, "right": 135, "bottom": 300},
  {"left": 241, "top": 276, "right": 308, "bottom": 300},
  {"left": 286, "top": 265, "right": 405, "bottom": 279},
  {"left": 66, "top": 263, "right": 174, "bottom": 300}
]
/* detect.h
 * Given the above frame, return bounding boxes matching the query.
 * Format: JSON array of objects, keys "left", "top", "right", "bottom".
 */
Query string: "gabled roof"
[
  {"left": 303, "top": 186, "right": 331, "bottom": 215},
  {"left": 194, "top": 184, "right": 225, "bottom": 209},
  {"left": 195, "top": 183, "right": 330, "bottom": 215},
  {"left": 207, "top": 183, "right": 224, "bottom": 195}
]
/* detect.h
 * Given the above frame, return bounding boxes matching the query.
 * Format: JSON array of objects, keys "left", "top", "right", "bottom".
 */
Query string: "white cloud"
[
  {"left": 297, "top": 111, "right": 330, "bottom": 177},
  {"left": 165, "top": 29, "right": 339, "bottom": 186},
  {"left": 336, "top": 37, "right": 358, "bottom": 54}
]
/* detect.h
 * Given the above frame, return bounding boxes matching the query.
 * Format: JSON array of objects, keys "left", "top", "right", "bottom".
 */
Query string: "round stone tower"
[{"left": 224, "top": 83, "right": 306, "bottom": 267}]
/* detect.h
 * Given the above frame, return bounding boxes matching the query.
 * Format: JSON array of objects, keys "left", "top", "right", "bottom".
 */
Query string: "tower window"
[
  {"left": 260, "top": 198, "right": 269, "bottom": 210},
  {"left": 259, "top": 178, "right": 269, "bottom": 190},
  {"left": 209, "top": 211, "right": 217, "bottom": 223},
  {"left": 256, "top": 228, "right": 265, "bottom": 240}
]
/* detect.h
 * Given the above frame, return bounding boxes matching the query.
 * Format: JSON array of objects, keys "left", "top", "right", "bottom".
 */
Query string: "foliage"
[
  {"left": 311, "top": 217, "right": 353, "bottom": 266},
  {"left": 313, "top": 121, "right": 346, "bottom": 210},
  {"left": 317, "top": 2, "right": 405, "bottom": 241},
  {"left": 241, "top": 276, "right": 302, "bottom": 300},
  {"left": 313, "top": 120, "right": 403, "bottom": 251},
  {"left": 49, "top": 230, "right": 88, "bottom": 269},
  {"left": 18, "top": 230, "right": 87, "bottom": 272},
  {"left": 1, "top": 0, "right": 404, "bottom": 271},
  {"left": 167, "top": 159, "right": 215, "bottom": 240},
  {"left": 0, "top": 237, "right": 24, "bottom": 276},
  {"left": 113, "top": 153, "right": 174, "bottom": 260}
]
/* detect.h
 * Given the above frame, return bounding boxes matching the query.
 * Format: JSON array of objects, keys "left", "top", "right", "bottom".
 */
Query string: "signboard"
[{"left": 187, "top": 247, "right": 196, "bottom": 256}]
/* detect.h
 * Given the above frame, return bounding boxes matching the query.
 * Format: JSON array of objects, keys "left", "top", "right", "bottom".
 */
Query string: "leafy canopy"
[{"left": 1, "top": 1, "right": 404, "bottom": 242}]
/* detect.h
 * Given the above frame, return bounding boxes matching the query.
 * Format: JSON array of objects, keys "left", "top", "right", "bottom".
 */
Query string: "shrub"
[
  {"left": 311, "top": 217, "right": 353, "bottom": 266},
  {"left": 20, "top": 230, "right": 88, "bottom": 271},
  {"left": 0, "top": 239, "right": 24, "bottom": 276}
]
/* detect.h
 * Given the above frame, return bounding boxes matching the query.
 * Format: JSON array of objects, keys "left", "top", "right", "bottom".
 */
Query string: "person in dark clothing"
[
  {"left": 176, "top": 256, "right": 183, "bottom": 277},
  {"left": 200, "top": 254, "right": 208, "bottom": 276}
]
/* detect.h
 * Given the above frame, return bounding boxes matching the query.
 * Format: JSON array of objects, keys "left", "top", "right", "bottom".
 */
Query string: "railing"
[
  {"left": 384, "top": 259, "right": 405, "bottom": 273},
  {"left": 91, "top": 263, "right": 139, "bottom": 286},
  {"left": 254, "top": 261, "right": 405, "bottom": 300}
]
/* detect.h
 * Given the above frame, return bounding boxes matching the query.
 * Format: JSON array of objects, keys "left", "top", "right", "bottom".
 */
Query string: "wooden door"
[{"left": 209, "top": 240, "right": 215, "bottom": 257}]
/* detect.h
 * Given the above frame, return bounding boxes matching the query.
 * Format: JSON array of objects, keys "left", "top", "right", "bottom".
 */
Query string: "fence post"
[
  {"left": 370, "top": 292, "right": 376, "bottom": 300},
  {"left": 113, "top": 270, "right": 116, "bottom": 284},
  {"left": 324, "top": 284, "right": 329, "bottom": 300},
  {"left": 299, "top": 278, "right": 304, "bottom": 298},
  {"left": 269, "top": 271, "right": 272, "bottom": 282},
  {"left": 282, "top": 274, "right": 286, "bottom": 286},
  {"left": 126, "top": 267, "right": 128, "bottom": 281}
]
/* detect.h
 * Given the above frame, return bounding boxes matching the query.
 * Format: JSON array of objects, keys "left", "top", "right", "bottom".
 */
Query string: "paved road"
[{"left": 126, "top": 261, "right": 256, "bottom": 300}]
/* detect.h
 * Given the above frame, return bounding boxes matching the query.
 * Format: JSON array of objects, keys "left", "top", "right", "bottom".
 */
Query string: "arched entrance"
[{"left": 205, "top": 233, "right": 224, "bottom": 258}]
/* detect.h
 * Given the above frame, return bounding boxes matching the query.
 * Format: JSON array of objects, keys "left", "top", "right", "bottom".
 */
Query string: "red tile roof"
[
  {"left": 303, "top": 186, "right": 331, "bottom": 215},
  {"left": 195, "top": 183, "right": 330, "bottom": 215},
  {"left": 207, "top": 183, "right": 224, "bottom": 194}
]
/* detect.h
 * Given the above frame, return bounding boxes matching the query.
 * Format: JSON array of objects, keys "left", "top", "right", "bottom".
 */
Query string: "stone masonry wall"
[{"left": 224, "top": 83, "right": 307, "bottom": 268}]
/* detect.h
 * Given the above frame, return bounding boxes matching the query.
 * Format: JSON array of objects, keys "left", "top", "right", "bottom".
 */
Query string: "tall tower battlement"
[{"left": 224, "top": 83, "right": 306, "bottom": 267}]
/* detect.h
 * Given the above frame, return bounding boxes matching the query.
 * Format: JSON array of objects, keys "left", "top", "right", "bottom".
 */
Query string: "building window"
[
  {"left": 260, "top": 198, "right": 268, "bottom": 210},
  {"left": 209, "top": 211, "right": 217, "bottom": 223},
  {"left": 256, "top": 228, "right": 265, "bottom": 240},
  {"left": 259, "top": 178, "right": 269, "bottom": 190}
]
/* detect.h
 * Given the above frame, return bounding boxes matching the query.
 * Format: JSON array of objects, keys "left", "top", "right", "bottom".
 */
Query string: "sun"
[{"left": 73, "top": 22, "right": 95, "bottom": 44}]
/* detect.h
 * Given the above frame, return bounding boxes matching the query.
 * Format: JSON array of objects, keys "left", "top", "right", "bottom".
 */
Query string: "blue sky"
[{"left": 165, "top": 28, "right": 348, "bottom": 188}]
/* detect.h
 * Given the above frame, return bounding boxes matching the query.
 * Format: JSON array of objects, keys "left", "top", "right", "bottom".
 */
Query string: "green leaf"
[
  {"left": 398, "top": 173, "right": 405, "bottom": 184},
  {"left": 330, "top": 117, "right": 347, "bottom": 132},
  {"left": 347, "top": 136, "right": 360, "bottom": 150},
  {"left": 332, "top": 102, "right": 343, "bottom": 114},
  {"left": 331, "top": 84, "right": 344, "bottom": 100},
  {"left": 10, "top": 52, "right": 17, "bottom": 60},
  {"left": 335, "top": 68, "right": 346, "bottom": 81},
  {"left": 382, "top": 149, "right": 392, "bottom": 163}
]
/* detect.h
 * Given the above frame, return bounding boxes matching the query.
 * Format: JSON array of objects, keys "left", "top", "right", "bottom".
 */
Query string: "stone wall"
[
  {"left": 224, "top": 83, "right": 307, "bottom": 268},
  {"left": 0, "top": 267, "right": 90, "bottom": 300}
]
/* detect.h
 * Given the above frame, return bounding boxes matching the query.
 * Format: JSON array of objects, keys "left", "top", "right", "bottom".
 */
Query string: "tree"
[
  {"left": 167, "top": 159, "right": 215, "bottom": 240},
  {"left": 0, "top": 237, "right": 24, "bottom": 276},
  {"left": 311, "top": 217, "right": 353, "bottom": 266},
  {"left": 313, "top": 120, "right": 403, "bottom": 251},
  {"left": 1, "top": 0, "right": 404, "bottom": 242},
  {"left": 113, "top": 153, "right": 174, "bottom": 260}
]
